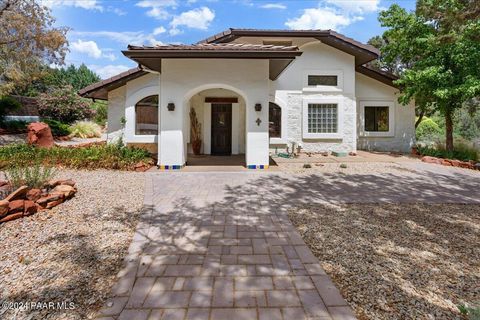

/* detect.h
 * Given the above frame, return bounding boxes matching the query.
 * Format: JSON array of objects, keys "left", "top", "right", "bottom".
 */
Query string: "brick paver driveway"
[{"left": 97, "top": 163, "right": 479, "bottom": 320}]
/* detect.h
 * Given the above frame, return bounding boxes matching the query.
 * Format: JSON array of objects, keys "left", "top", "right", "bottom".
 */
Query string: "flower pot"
[{"left": 192, "top": 140, "right": 202, "bottom": 155}]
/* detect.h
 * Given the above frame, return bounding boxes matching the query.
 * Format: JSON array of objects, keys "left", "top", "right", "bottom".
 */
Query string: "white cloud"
[
  {"left": 285, "top": 0, "right": 381, "bottom": 31},
  {"left": 153, "top": 26, "right": 167, "bottom": 35},
  {"left": 325, "top": 0, "right": 381, "bottom": 14},
  {"left": 42, "top": 0, "right": 103, "bottom": 11},
  {"left": 136, "top": 0, "right": 177, "bottom": 19},
  {"left": 70, "top": 31, "right": 164, "bottom": 46},
  {"left": 260, "top": 3, "right": 286, "bottom": 9},
  {"left": 170, "top": 7, "right": 215, "bottom": 31},
  {"left": 89, "top": 65, "right": 131, "bottom": 79},
  {"left": 71, "top": 40, "right": 102, "bottom": 58}
]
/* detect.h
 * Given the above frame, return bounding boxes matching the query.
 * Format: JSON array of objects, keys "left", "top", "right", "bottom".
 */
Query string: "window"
[
  {"left": 269, "top": 102, "right": 281, "bottom": 138},
  {"left": 308, "top": 75, "right": 338, "bottom": 86},
  {"left": 364, "top": 106, "right": 389, "bottom": 132},
  {"left": 135, "top": 95, "right": 158, "bottom": 135},
  {"left": 308, "top": 104, "right": 338, "bottom": 133}
]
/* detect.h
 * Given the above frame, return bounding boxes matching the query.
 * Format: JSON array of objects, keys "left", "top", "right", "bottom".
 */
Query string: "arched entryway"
[{"left": 186, "top": 87, "right": 247, "bottom": 166}]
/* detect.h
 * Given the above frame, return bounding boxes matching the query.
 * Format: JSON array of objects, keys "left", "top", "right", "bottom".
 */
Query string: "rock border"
[{"left": 421, "top": 155, "right": 480, "bottom": 170}]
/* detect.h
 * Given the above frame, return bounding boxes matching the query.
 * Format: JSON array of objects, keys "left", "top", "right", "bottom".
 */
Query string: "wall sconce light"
[
  {"left": 254, "top": 103, "right": 262, "bottom": 112},
  {"left": 167, "top": 103, "right": 175, "bottom": 111}
]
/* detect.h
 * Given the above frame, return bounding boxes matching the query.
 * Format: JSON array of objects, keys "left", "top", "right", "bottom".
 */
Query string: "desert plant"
[
  {"left": 43, "top": 119, "right": 71, "bottom": 137},
  {"left": 93, "top": 101, "right": 107, "bottom": 126},
  {"left": 189, "top": 107, "right": 202, "bottom": 155},
  {"left": 0, "top": 96, "right": 21, "bottom": 122},
  {"left": 0, "top": 143, "right": 152, "bottom": 170},
  {"left": 38, "top": 85, "right": 95, "bottom": 124},
  {"left": 458, "top": 304, "right": 480, "bottom": 320},
  {"left": 69, "top": 121, "right": 102, "bottom": 138},
  {"left": 340, "top": 163, "right": 347, "bottom": 168},
  {"left": 5, "top": 164, "right": 56, "bottom": 189}
]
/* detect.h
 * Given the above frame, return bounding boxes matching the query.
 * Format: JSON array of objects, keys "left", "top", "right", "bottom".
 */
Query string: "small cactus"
[{"left": 340, "top": 163, "right": 347, "bottom": 169}]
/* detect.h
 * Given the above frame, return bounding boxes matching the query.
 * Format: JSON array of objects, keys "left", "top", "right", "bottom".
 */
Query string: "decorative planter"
[{"left": 192, "top": 140, "right": 202, "bottom": 155}]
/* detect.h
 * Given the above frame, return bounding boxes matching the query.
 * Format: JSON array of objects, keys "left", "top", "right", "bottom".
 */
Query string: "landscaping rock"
[
  {"left": 26, "top": 189, "right": 42, "bottom": 202},
  {"left": 27, "top": 122, "right": 54, "bottom": 148},
  {"left": 46, "top": 179, "right": 77, "bottom": 188},
  {"left": 46, "top": 199, "right": 64, "bottom": 209},
  {"left": 36, "top": 194, "right": 64, "bottom": 206},
  {"left": 24, "top": 200, "right": 37, "bottom": 216},
  {"left": 0, "top": 212, "right": 23, "bottom": 223},
  {"left": 421, "top": 156, "right": 442, "bottom": 164},
  {"left": 5, "top": 186, "right": 28, "bottom": 201},
  {"left": 8, "top": 200, "right": 25, "bottom": 214},
  {"left": 0, "top": 200, "right": 9, "bottom": 216},
  {"left": 0, "top": 180, "right": 9, "bottom": 188},
  {"left": 475, "top": 162, "right": 480, "bottom": 170},
  {"left": 441, "top": 159, "right": 452, "bottom": 166},
  {"left": 51, "top": 185, "right": 76, "bottom": 198}
]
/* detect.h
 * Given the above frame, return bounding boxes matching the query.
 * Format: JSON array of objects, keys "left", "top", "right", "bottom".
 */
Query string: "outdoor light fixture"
[
  {"left": 255, "top": 103, "right": 262, "bottom": 112},
  {"left": 167, "top": 103, "right": 175, "bottom": 111}
]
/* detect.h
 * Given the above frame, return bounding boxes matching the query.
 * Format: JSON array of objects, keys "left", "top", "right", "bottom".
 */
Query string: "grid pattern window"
[
  {"left": 364, "top": 106, "right": 389, "bottom": 132},
  {"left": 135, "top": 95, "right": 159, "bottom": 135},
  {"left": 308, "top": 75, "right": 338, "bottom": 86},
  {"left": 308, "top": 104, "right": 338, "bottom": 133},
  {"left": 269, "top": 102, "right": 281, "bottom": 138}
]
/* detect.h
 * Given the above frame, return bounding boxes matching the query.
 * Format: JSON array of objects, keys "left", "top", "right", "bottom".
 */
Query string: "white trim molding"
[
  {"left": 302, "top": 96, "right": 344, "bottom": 139},
  {"left": 302, "top": 69, "right": 344, "bottom": 93},
  {"left": 359, "top": 100, "right": 395, "bottom": 137},
  {"left": 124, "top": 85, "right": 159, "bottom": 144}
]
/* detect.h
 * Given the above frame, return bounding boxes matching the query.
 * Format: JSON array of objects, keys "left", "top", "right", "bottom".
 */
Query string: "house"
[{"left": 79, "top": 29, "right": 415, "bottom": 169}]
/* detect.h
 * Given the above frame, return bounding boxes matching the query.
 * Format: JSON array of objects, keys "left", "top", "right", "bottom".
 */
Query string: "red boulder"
[
  {"left": 0, "top": 212, "right": 23, "bottom": 223},
  {"left": 27, "top": 122, "right": 54, "bottom": 148},
  {"left": 8, "top": 200, "right": 25, "bottom": 214},
  {"left": 24, "top": 200, "right": 37, "bottom": 216},
  {"left": 26, "top": 189, "right": 42, "bottom": 202}
]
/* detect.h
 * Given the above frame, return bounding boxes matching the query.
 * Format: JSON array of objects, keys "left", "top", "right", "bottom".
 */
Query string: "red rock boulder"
[
  {"left": 0, "top": 200, "right": 9, "bottom": 217},
  {"left": 24, "top": 200, "right": 37, "bottom": 216},
  {"left": 26, "top": 189, "right": 42, "bottom": 202},
  {"left": 8, "top": 200, "right": 25, "bottom": 214},
  {"left": 27, "top": 122, "right": 54, "bottom": 148}
]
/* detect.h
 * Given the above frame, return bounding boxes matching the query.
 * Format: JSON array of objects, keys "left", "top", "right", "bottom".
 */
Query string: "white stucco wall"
[
  {"left": 107, "top": 86, "right": 126, "bottom": 142},
  {"left": 355, "top": 73, "right": 415, "bottom": 152},
  {"left": 159, "top": 58, "right": 269, "bottom": 167},
  {"left": 269, "top": 41, "right": 357, "bottom": 153}
]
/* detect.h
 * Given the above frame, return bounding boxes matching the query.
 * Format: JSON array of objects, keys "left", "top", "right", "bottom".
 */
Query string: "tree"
[
  {"left": 0, "top": 0, "right": 68, "bottom": 95},
  {"left": 14, "top": 64, "right": 101, "bottom": 96},
  {"left": 378, "top": 1, "right": 480, "bottom": 151}
]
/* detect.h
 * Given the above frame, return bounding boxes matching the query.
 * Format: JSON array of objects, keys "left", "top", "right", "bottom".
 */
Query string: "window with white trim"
[
  {"left": 308, "top": 75, "right": 338, "bottom": 87},
  {"left": 359, "top": 100, "right": 395, "bottom": 137},
  {"left": 308, "top": 104, "right": 338, "bottom": 133},
  {"left": 304, "top": 69, "right": 343, "bottom": 92},
  {"left": 303, "top": 97, "right": 343, "bottom": 139},
  {"left": 135, "top": 95, "right": 158, "bottom": 135}
]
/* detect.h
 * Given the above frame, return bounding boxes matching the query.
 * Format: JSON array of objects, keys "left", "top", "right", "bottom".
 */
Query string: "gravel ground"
[
  {"left": 0, "top": 169, "right": 145, "bottom": 320},
  {"left": 278, "top": 161, "right": 421, "bottom": 175},
  {"left": 288, "top": 203, "right": 480, "bottom": 320}
]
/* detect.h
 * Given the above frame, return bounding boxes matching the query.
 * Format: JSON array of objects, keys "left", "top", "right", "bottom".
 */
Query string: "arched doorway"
[{"left": 186, "top": 88, "right": 246, "bottom": 166}]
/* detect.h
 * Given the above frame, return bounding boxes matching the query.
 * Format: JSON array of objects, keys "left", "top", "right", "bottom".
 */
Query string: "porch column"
[
  {"left": 245, "top": 98, "right": 269, "bottom": 168},
  {"left": 158, "top": 94, "right": 185, "bottom": 168}
]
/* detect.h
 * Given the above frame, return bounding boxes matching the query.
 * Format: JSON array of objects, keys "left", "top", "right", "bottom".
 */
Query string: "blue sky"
[{"left": 44, "top": 0, "right": 416, "bottom": 79}]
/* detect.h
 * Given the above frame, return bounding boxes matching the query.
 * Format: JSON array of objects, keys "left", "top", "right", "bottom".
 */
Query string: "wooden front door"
[{"left": 211, "top": 103, "right": 232, "bottom": 155}]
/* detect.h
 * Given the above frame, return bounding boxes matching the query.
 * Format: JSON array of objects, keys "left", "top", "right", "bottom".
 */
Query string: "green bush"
[
  {"left": 416, "top": 117, "right": 443, "bottom": 142},
  {"left": 0, "top": 96, "right": 21, "bottom": 122},
  {"left": 0, "top": 143, "right": 152, "bottom": 170},
  {"left": 416, "top": 140, "right": 479, "bottom": 162},
  {"left": 5, "top": 164, "right": 56, "bottom": 189},
  {"left": 43, "top": 119, "right": 71, "bottom": 137},
  {"left": 69, "top": 121, "right": 102, "bottom": 138},
  {"left": 0, "top": 120, "right": 27, "bottom": 132},
  {"left": 93, "top": 101, "right": 107, "bottom": 126}
]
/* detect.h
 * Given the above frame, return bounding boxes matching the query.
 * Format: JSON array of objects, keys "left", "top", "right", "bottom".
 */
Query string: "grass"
[
  {"left": 69, "top": 121, "right": 102, "bottom": 138},
  {"left": 416, "top": 141, "right": 479, "bottom": 162},
  {"left": 0, "top": 143, "right": 152, "bottom": 170},
  {"left": 5, "top": 164, "right": 56, "bottom": 189}
]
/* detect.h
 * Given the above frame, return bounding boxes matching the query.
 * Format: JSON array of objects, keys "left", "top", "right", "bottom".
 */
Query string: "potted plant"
[{"left": 189, "top": 107, "right": 202, "bottom": 155}]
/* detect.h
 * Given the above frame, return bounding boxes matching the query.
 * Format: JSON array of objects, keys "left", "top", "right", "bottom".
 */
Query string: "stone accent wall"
[{"left": 284, "top": 93, "right": 357, "bottom": 153}]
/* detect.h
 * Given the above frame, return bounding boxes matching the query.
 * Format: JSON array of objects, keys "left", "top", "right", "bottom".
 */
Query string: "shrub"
[
  {"left": 0, "top": 96, "right": 21, "bottom": 122},
  {"left": 93, "top": 101, "right": 107, "bottom": 126},
  {"left": 38, "top": 85, "right": 95, "bottom": 124},
  {"left": 416, "top": 117, "right": 443, "bottom": 142},
  {"left": 43, "top": 119, "right": 71, "bottom": 137},
  {"left": 0, "top": 143, "right": 152, "bottom": 170},
  {"left": 416, "top": 140, "right": 479, "bottom": 162},
  {"left": 69, "top": 121, "right": 102, "bottom": 138},
  {"left": 0, "top": 120, "right": 27, "bottom": 132},
  {"left": 5, "top": 164, "right": 56, "bottom": 189}
]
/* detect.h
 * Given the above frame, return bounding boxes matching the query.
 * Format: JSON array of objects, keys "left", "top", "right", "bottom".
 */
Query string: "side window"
[
  {"left": 269, "top": 102, "right": 281, "bottom": 138},
  {"left": 364, "top": 106, "right": 389, "bottom": 132},
  {"left": 135, "top": 95, "right": 158, "bottom": 135},
  {"left": 307, "top": 75, "right": 338, "bottom": 86}
]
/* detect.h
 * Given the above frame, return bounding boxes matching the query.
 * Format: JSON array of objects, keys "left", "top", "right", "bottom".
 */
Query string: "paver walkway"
[{"left": 96, "top": 163, "right": 479, "bottom": 320}]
